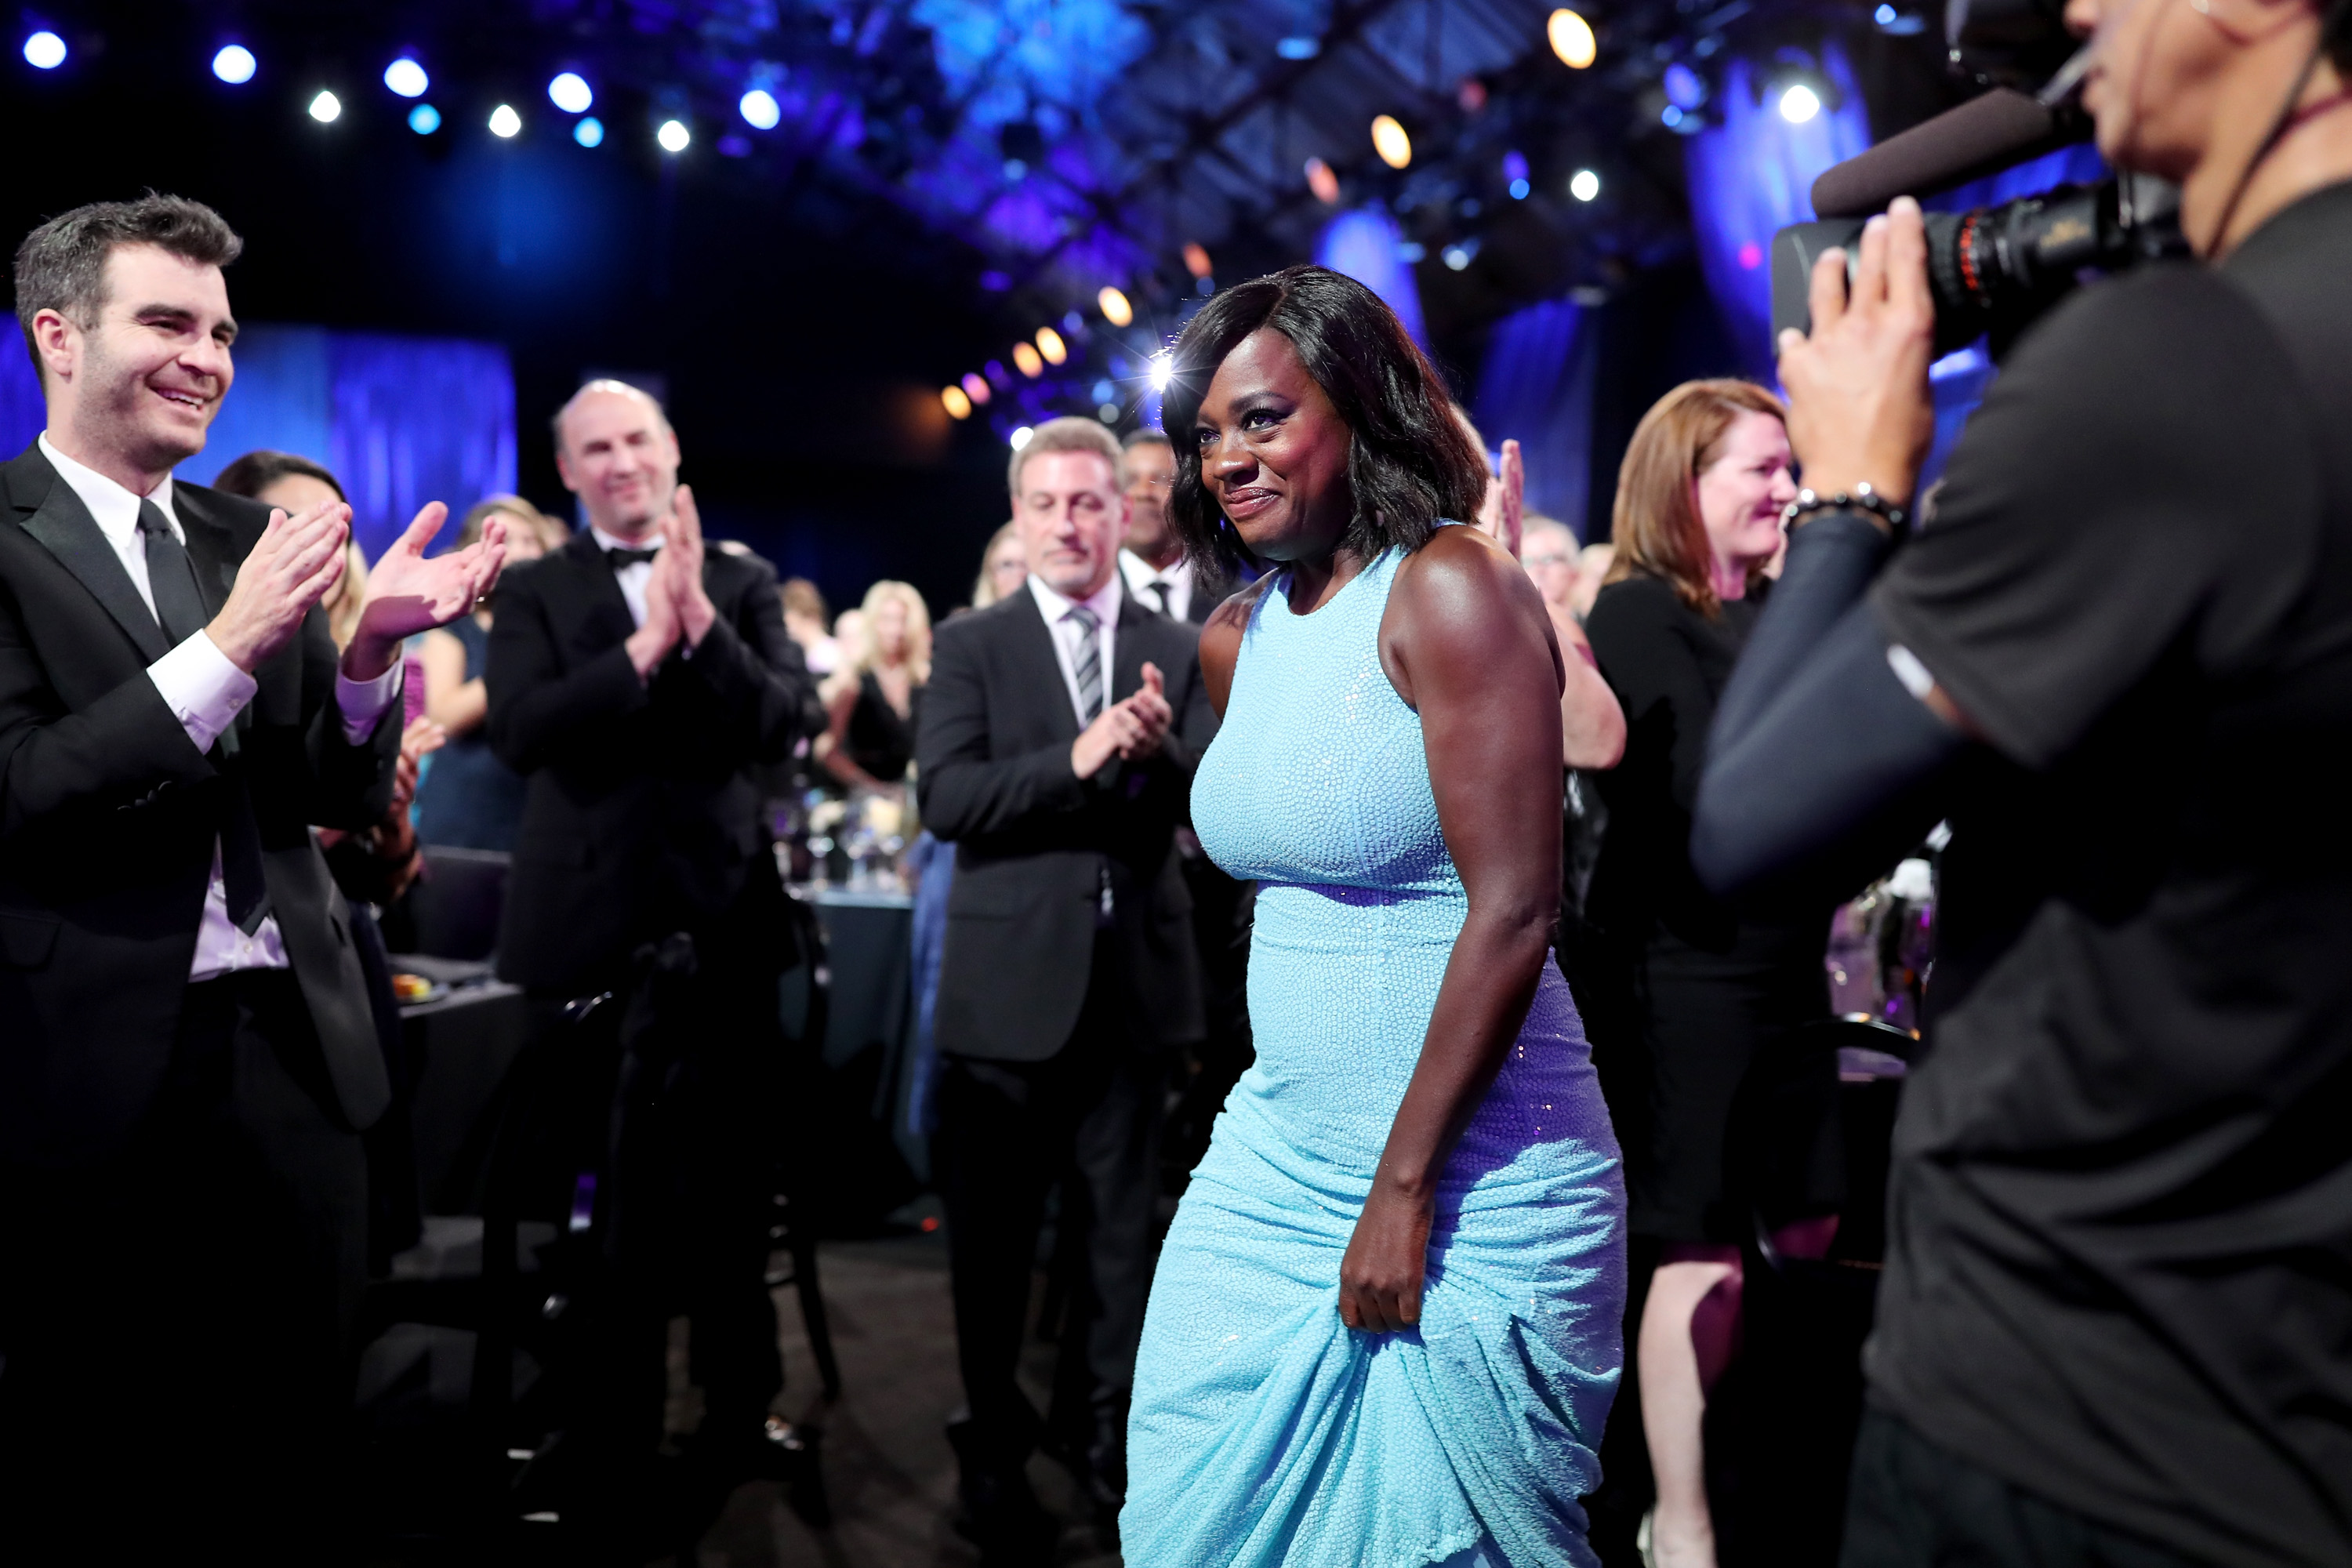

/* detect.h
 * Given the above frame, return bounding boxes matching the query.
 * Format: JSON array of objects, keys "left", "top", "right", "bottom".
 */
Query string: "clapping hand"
[
  {"left": 347, "top": 503, "right": 508, "bottom": 681},
  {"left": 208, "top": 498, "right": 354, "bottom": 673},
  {"left": 1071, "top": 662, "right": 1177, "bottom": 776},
  {"left": 664, "top": 484, "right": 717, "bottom": 647},
  {"left": 1475, "top": 437, "right": 1525, "bottom": 557}
]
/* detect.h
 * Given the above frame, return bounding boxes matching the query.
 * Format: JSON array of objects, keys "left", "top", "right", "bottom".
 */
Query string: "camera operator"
[{"left": 1690, "top": 0, "right": 2352, "bottom": 1561}]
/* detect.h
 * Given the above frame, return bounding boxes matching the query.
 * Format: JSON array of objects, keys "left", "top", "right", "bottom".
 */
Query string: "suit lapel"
[
  {"left": 1009, "top": 590, "right": 1082, "bottom": 743},
  {"left": 561, "top": 531, "right": 636, "bottom": 646},
  {"left": 9, "top": 451, "right": 170, "bottom": 663}
]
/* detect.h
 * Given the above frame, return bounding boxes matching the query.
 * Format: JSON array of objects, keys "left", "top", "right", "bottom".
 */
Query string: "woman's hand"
[
  {"left": 1776, "top": 196, "right": 1938, "bottom": 510},
  {"left": 1338, "top": 1178, "right": 1436, "bottom": 1334}
]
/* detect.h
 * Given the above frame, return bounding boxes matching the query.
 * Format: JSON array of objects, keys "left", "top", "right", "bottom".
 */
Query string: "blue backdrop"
[
  {"left": 0, "top": 325, "right": 517, "bottom": 563},
  {"left": 1473, "top": 295, "right": 1597, "bottom": 534}
]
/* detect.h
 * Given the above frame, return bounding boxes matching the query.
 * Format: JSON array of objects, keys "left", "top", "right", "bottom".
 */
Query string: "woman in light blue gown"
[{"left": 1123, "top": 264, "right": 1626, "bottom": 1567}]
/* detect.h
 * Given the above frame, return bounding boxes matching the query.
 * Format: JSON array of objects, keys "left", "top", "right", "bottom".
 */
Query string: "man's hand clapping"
[
  {"left": 622, "top": 484, "right": 717, "bottom": 681},
  {"left": 1071, "top": 662, "right": 1174, "bottom": 777},
  {"left": 206, "top": 498, "right": 353, "bottom": 674},
  {"left": 345, "top": 502, "right": 509, "bottom": 681}
]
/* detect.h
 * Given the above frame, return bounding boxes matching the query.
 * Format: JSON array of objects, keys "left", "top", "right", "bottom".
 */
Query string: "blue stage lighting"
[
  {"left": 1664, "top": 62, "right": 1706, "bottom": 110},
  {"left": 383, "top": 57, "right": 428, "bottom": 98},
  {"left": 408, "top": 103, "right": 441, "bottom": 135},
  {"left": 573, "top": 115, "right": 604, "bottom": 147},
  {"left": 1509, "top": 178, "right": 1530, "bottom": 201},
  {"left": 1875, "top": 4, "right": 1898, "bottom": 21},
  {"left": 23, "top": 30, "right": 66, "bottom": 70},
  {"left": 739, "top": 88, "right": 781, "bottom": 129},
  {"left": 1276, "top": 37, "right": 1319, "bottom": 60},
  {"left": 1661, "top": 104, "right": 1685, "bottom": 129},
  {"left": 212, "top": 45, "right": 256, "bottom": 85},
  {"left": 548, "top": 71, "right": 593, "bottom": 114}
]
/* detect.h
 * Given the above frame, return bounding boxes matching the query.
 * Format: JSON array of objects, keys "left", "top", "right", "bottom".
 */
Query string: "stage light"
[
  {"left": 1091, "top": 379, "right": 1116, "bottom": 403},
  {"left": 548, "top": 72, "right": 593, "bottom": 114},
  {"left": 961, "top": 372, "right": 991, "bottom": 405},
  {"left": 1036, "top": 327, "right": 1068, "bottom": 365},
  {"left": 212, "top": 45, "right": 256, "bottom": 85},
  {"left": 310, "top": 91, "right": 342, "bottom": 124},
  {"left": 1664, "top": 62, "right": 1705, "bottom": 110},
  {"left": 1548, "top": 9, "right": 1598, "bottom": 69},
  {"left": 1442, "top": 245, "right": 1471, "bottom": 271},
  {"left": 1098, "top": 403, "right": 1121, "bottom": 423},
  {"left": 1012, "top": 342, "right": 1044, "bottom": 378},
  {"left": 1098, "top": 286, "right": 1134, "bottom": 328},
  {"left": 657, "top": 119, "right": 691, "bottom": 153},
  {"left": 1305, "top": 157, "right": 1341, "bottom": 205},
  {"left": 942, "top": 386, "right": 972, "bottom": 420},
  {"left": 23, "top": 31, "right": 65, "bottom": 71},
  {"left": 489, "top": 104, "right": 521, "bottom": 138},
  {"left": 1183, "top": 242, "right": 1212, "bottom": 279},
  {"left": 1876, "top": 3, "right": 1898, "bottom": 20},
  {"left": 1570, "top": 168, "right": 1601, "bottom": 201},
  {"left": 574, "top": 116, "right": 604, "bottom": 147},
  {"left": 740, "top": 88, "right": 780, "bottom": 129},
  {"left": 1778, "top": 83, "right": 1822, "bottom": 123},
  {"left": 383, "top": 58, "right": 427, "bottom": 98},
  {"left": 1009, "top": 426, "right": 1033, "bottom": 450},
  {"left": 1276, "top": 37, "right": 1319, "bottom": 60},
  {"left": 409, "top": 104, "right": 441, "bottom": 135},
  {"left": 1370, "top": 114, "right": 1411, "bottom": 170},
  {"left": 1149, "top": 354, "right": 1173, "bottom": 393},
  {"left": 1661, "top": 105, "right": 1684, "bottom": 128}
]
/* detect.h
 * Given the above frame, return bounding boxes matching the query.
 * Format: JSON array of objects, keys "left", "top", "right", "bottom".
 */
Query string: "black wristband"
[{"left": 1781, "top": 482, "right": 1909, "bottom": 534}]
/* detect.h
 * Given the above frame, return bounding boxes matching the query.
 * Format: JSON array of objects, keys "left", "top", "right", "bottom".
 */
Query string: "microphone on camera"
[{"left": 1810, "top": 88, "right": 2090, "bottom": 219}]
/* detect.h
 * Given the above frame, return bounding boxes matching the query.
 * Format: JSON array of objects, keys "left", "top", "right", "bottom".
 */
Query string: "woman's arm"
[
  {"left": 1340, "top": 525, "right": 1565, "bottom": 1334},
  {"left": 817, "top": 673, "right": 887, "bottom": 791},
  {"left": 419, "top": 625, "right": 486, "bottom": 736},
  {"left": 1552, "top": 608, "right": 1625, "bottom": 769}
]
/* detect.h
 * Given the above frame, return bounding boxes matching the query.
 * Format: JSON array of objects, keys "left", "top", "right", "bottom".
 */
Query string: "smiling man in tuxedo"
[{"left": 0, "top": 195, "right": 504, "bottom": 1554}]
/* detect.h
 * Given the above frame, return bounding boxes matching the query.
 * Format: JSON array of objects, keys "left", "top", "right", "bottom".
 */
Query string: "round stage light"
[
  {"left": 1183, "top": 242, "right": 1212, "bottom": 279},
  {"left": 383, "top": 58, "right": 427, "bottom": 98},
  {"left": 656, "top": 119, "right": 691, "bottom": 154},
  {"left": 1305, "top": 156, "right": 1341, "bottom": 205},
  {"left": 1370, "top": 114, "right": 1411, "bottom": 170},
  {"left": 1036, "top": 327, "right": 1068, "bottom": 365},
  {"left": 309, "top": 91, "right": 342, "bottom": 124},
  {"left": 1011, "top": 343, "right": 1044, "bottom": 378},
  {"left": 1548, "top": 9, "right": 1598, "bottom": 70},
  {"left": 408, "top": 103, "right": 441, "bottom": 135},
  {"left": 1009, "top": 426, "right": 1033, "bottom": 451},
  {"left": 1149, "top": 354, "right": 1174, "bottom": 393},
  {"left": 548, "top": 72, "right": 593, "bottom": 114},
  {"left": 942, "top": 386, "right": 973, "bottom": 420},
  {"left": 961, "top": 372, "right": 991, "bottom": 405},
  {"left": 212, "top": 45, "right": 256, "bottom": 85},
  {"left": 1778, "top": 83, "right": 1822, "bottom": 124},
  {"left": 1098, "top": 286, "right": 1134, "bottom": 328},
  {"left": 489, "top": 104, "right": 521, "bottom": 138},
  {"left": 1091, "top": 379, "right": 1116, "bottom": 404},
  {"left": 23, "top": 31, "right": 66, "bottom": 71},
  {"left": 574, "top": 116, "right": 604, "bottom": 147},
  {"left": 739, "top": 88, "right": 780, "bottom": 129},
  {"left": 1875, "top": 3, "right": 1898, "bottom": 20},
  {"left": 1570, "top": 168, "right": 1601, "bottom": 201}
]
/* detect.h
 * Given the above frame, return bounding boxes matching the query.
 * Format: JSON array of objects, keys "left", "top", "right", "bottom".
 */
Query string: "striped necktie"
[{"left": 1066, "top": 604, "right": 1103, "bottom": 721}]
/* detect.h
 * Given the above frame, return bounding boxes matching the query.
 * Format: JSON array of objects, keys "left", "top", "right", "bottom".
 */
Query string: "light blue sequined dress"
[{"left": 1123, "top": 541, "right": 1626, "bottom": 1568}]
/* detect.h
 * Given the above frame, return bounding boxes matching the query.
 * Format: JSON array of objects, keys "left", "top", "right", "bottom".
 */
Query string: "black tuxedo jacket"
[
  {"left": 916, "top": 587, "right": 1216, "bottom": 1062},
  {"left": 486, "top": 529, "right": 820, "bottom": 996},
  {"left": 0, "top": 444, "right": 400, "bottom": 1168}
]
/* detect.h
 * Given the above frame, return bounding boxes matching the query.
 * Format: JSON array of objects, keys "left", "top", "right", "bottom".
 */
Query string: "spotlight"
[
  {"left": 1370, "top": 114, "right": 1411, "bottom": 170},
  {"left": 1149, "top": 354, "right": 1173, "bottom": 393},
  {"left": 548, "top": 72, "right": 593, "bottom": 114},
  {"left": 1091, "top": 379, "right": 1116, "bottom": 403},
  {"left": 309, "top": 91, "right": 342, "bottom": 124},
  {"left": 1011, "top": 343, "right": 1044, "bottom": 378},
  {"left": 1036, "top": 327, "right": 1068, "bottom": 365},
  {"left": 1098, "top": 403, "right": 1122, "bottom": 423},
  {"left": 942, "top": 386, "right": 973, "bottom": 420},
  {"left": 1778, "top": 83, "right": 1822, "bottom": 124},
  {"left": 408, "top": 104, "right": 441, "bottom": 135},
  {"left": 1661, "top": 104, "right": 1685, "bottom": 129},
  {"left": 383, "top": 58, "right": 428, "bottom": 98},
  {"left": 1875, "top": 3, "right": 1897, "bottom": 20},
  {"left": 1664, "top": 63, "right": 1706, "bottom": 110},
  {"left": 1510, "top": 179, "right": 1530, "bottom": 200},
  {"left": 1098, "top": 286, "right": 1134, "bottom": 328},
  {"left": 1182, "top": 242, "right": 1212, "bottom": 280},
  {"left": 574, "top": 116, "right": 604, "bottom": 147},
  {"left": 1442, "top": 245, "right": 1472, "bottom": 271},
  {"left": 1276, "top": 37, "right": 1319, "bottom": 60},
  {"left": 1548, "top": 9, "right": 1598, "bottom": 70},
  {"left": 1305, "top": 156, "right": 1341, "bottom": 205},
  {"left": 739, "top": 88, "right": 780, "bottom": 129},
  {"left": 656, "top": 119, "right": 691, "bottom": 153},
  {"left": 22, "top": 31, "right": 66, "bottom": 71},
  {"left": 1570, "top": 168, "right": 1601, "bottom": 201},
  {"left": 489, "top": 104, "right": 521, "bottom": 138},
  {"left": 212, "top": 45, "right": 256, "bottom": 85},
  {"left": 1009, "top": 426, "right": 1033, "bottom": 450},
  {"left": 961, "top": 372, "right": 992, "bottom": 405}
]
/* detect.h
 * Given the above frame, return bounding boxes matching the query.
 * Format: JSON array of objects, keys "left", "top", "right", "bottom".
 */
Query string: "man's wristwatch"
[{"left": 1781, "top": 482, "right": 1908, "bottom": 533}]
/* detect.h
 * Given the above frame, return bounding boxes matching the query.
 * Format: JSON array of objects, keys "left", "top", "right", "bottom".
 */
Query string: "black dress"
[
  {"left": 841, "top": 670, "right": 918, "bottom": 784},
  {"left": 1582, "top": 572, "right": 1837, "bottom": 1245}
]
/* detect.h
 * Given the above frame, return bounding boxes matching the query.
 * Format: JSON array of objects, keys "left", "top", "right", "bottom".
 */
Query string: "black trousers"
[
  {"left": 0, "top": 969, "right": 368, "bottom": 1560},
  {"left": 933, "top": 946, "right": 1167, "bottom": 1477},
  {"left": 1842, "top": 1409, "right": 2203, "bottom": 1568}
]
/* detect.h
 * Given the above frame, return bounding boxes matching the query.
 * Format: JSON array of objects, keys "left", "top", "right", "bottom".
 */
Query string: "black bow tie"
[{"left": 605, "top": 546, "right": 659, "bottom": 570}]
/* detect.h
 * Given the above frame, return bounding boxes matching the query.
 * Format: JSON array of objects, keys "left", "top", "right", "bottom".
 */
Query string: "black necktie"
[
  {"left": 140, "top": 500, "right": 272, "bottom": 936},
  {"left": 1145, "top": 579, "right": 1172, "bottom": 615},
  {"left": 607, "top": 546, "right": 659, "bottom": 570}
]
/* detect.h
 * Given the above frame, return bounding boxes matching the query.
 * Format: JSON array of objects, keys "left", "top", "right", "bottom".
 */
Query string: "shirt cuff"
[
  {"left": 149, "top": 631, "right": 259, "bottom": 753},
  {"left": 336, "top": 657, "right": 405, "bottom": 745}
]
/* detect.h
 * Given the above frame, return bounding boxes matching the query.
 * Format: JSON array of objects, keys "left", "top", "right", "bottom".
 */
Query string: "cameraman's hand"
[{"left": 1777, "top": 195, "right": 1937, "bottom": 514}]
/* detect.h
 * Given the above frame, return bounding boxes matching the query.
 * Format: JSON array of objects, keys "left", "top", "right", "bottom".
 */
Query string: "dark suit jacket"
[
  {"left": 917, "top": 587, "right": 1216, "bottom": 1062},
  {"left": 1184, "top": 562, "right": 1243, "bottom": 626},
  {"left": 486, "top": 529, "right": 820, "bottom": 996},
  {"left": 0, "top": 444, "right": 400, "bottom": 1168}
]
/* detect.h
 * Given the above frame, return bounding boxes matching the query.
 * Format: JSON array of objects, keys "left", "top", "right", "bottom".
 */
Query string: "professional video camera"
[{"left": 1769, "top": 0, "right": 2187, "bottom": 358}]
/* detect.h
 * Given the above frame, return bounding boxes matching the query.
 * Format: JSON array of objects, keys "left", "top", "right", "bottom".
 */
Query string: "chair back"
[{"left": 408, "top": 847, "right": 511, "bottom": 960}]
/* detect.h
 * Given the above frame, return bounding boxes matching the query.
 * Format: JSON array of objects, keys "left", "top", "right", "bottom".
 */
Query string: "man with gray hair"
[{"left": 0, "top": 194, "right": 503, "bottom": 1553}]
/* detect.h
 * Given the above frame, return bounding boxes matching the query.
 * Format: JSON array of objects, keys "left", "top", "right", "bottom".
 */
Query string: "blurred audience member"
[
  {"left": 1572, "top": 543, "right": 1615, "bottom": 622},
  {"left": 833, "top": 605, "right": 866, "bottom": 662},
  {"left": 1117, "top": 429, "right": 1232, "bottom": 622},
  {"left": 782, "top": 576, "right": 841, "bottom": 674},
  {"left": 1521, "top": 514, "right": 1581, "bottom": 616},
  {"left": 410, "top": 496, "right": 557, "bottom": 851},
  {"left": 1581, "top": 380, "right": 1835, "bottom": 1568},
  {"left": 971, "top": 519, "right": 1026, "bottom": 608},
  {"left": 214, "top": 450, "right": 370, "bottom": 647},
  {"left": 818, "top": 579, "right": 930, "bottom": 790}
]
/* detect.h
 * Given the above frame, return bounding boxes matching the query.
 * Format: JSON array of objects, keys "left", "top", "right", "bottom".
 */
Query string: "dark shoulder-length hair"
[
  {"left": 1160, "top": 264, "right": 1486, "bottom": 579},
  {"left": 211, "top": 448, "right": 346, "bottom": 503}
]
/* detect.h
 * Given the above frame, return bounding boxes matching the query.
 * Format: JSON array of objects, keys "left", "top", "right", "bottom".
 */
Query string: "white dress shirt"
[
  {"left": 39, "top": 433, "right": 404, "bottom": 981},
  {"left": 1025, "top": 570, "right": 1123, "bottom": 728},
  {"left": 1119, "top": 549, "right": 1196, "bottom": 623},
  {"left": 588, "top": 523, "right": 662, "bottom": 629}
]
